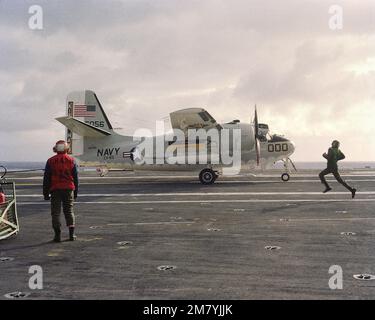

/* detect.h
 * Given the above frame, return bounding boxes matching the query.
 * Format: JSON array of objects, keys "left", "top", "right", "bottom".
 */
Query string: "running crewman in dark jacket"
[
  {"left": 319, "top": 140, "right": 356, "bottom": 198},
  {"left": 43, "top": 140, "right": 79, "bottom": 242}
]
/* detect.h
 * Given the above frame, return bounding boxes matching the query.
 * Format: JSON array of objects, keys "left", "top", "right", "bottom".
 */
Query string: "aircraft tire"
[
  {"left": 199, "top": 169, "right": 216, "bottom": 185},
  {"left": 281, "top": 173, "right": 290, "bottom": 182}
]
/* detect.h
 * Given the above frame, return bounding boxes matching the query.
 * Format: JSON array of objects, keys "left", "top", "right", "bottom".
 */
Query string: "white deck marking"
[
  {"left": 273, "top": 217, "right": 375, "bottom": 222},
  {"left": 14, "top": 179, "right": 375, "bottom": 187},
  {"left": 19, "top": 199, "right": 375, "bottom": 205},
  {"left": 107, "top": 221, "right": 194, "bottom": 226},
  {"left": 10, "top": 175, "right": 196, "bottom": 180},
  {"left": 216, "top": 179, "right": 375, "bottom": 184},
  {"left": 9, "top": 174, "right": 375, "bottom": 180},
  {"left": 16, "top": 191, "right": 375, "bottom": 197}
]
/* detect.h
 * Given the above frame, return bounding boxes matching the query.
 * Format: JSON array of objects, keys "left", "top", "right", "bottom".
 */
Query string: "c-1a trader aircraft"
[{"left": 56, "top": 90, "right": 296, "bottom": 185}]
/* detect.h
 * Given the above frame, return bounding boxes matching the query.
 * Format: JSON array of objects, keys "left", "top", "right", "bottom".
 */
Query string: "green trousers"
[
  {"left": 319, "top": 167, "right": 353, "bottom": 192},
  {"left": 51, "top": 190, "right": 75, "bottom": 229}
]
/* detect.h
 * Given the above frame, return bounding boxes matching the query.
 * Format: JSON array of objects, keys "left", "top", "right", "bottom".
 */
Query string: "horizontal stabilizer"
[{"left": 56, "top": 116, "right": 111, "bottom": 138}]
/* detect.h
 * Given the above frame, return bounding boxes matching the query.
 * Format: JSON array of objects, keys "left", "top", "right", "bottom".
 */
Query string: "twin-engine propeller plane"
[{"left": 56, "top": 90, "right": 296, "bottom": 184}]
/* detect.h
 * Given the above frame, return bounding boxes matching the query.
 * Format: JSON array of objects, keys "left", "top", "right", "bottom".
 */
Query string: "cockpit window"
[
  {"left": 269, "top": 134, "right": 288, "bottom": 142},
  {"left": 198, "top": 111, "right": 216, "bottom": 123},
  {"left": 258, "top": 130, "right": 288, "bottom": 143},
  {"left": 258, "top": 135, "right": 268, "bottom": 142},
  {"left": 198, "top": 111, "right": 210, "bottom": 122}
]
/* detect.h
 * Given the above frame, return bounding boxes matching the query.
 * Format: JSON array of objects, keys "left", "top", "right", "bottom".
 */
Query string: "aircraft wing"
[
  {"left": 56, "top": 116, "right": 111, "bottom": 137},
  {"left": 169, "top": 108, "right": 222, "bottom": 134}
]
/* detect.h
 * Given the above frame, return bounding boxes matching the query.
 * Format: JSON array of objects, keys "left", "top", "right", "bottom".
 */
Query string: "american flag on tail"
[{"left": 73, "top": 105, "right": 96, "bottom": 118}]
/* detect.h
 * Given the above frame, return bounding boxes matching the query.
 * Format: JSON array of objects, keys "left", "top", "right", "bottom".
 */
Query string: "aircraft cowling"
[{"left": 238, "top": 123, "right": 255, "bottom": 154}]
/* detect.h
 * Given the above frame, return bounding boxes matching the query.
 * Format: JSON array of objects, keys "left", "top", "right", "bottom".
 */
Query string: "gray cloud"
[{"left": 0, "top": 0, "right": 374, "bottom": 161}]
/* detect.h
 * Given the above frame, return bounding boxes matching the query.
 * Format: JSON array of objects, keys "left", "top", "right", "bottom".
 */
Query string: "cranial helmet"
[
  {"left": 332, "top": 140, "right": 340, "bottom": 148},
  {"left": 53, "top": 140, "right": 69, "bottom": 153}
]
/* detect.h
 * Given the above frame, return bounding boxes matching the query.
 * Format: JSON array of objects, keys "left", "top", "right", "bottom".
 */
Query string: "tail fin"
[
  {"left": 66, "top": 90, "right": 113, "bottom": 131},
  {"left": 64, "top": 90, "right": 113, "bottom": 156},
  {"left": 56, "top": 117, "right": 112, "bottom": 137}
]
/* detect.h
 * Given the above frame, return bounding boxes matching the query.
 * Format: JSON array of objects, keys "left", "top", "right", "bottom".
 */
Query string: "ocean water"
[
  {"left": 1, "top": 161, "right": 45, "bottom": 171},
  {"left": 273, "top": 161, "right": 375, "bottom": 170},
  {"left": 1, "top": 161, "right": 374, "bottom": 171}
]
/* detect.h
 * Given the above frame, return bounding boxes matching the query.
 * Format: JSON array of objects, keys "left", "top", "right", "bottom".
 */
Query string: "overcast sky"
[{"left": 0, "top": 0, "right": 374, "bottom": 162}]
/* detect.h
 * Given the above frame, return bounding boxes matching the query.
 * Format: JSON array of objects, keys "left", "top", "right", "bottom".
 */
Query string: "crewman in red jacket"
[{"left": 43, "top": 140, "right": 79, "bottom": 242}]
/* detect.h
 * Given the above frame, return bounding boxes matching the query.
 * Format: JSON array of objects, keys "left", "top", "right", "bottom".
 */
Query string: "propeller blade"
[
  {"left": 256, "top": 138, "right": 260, "bottom": 166},
  {"left": 254, "top": 105, "right": 259, "bottom": 139},
  {"left": 253, "top": 105, "right": 260, "bottom": 166}
]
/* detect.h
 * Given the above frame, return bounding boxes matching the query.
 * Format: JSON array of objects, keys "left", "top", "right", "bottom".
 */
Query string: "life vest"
[
  {"left": 47, "top": 154, "right": 76, "bottom": 191},
  {"left": 0, "top": 192, "right": 5, "bottom": 204}
]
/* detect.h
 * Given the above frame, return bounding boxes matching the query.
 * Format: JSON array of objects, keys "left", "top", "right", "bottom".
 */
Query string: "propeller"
[{"left": 253, "top": 105, "right": 261, "bottom": 166}]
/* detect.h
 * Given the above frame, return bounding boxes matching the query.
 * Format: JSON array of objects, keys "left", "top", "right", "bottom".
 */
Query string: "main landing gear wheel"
[
  {"left": 199, "top": 169, "right": 217, "bottom": 185},
  {"left": 281, "top": 173, "right": 290, "bottom": 182}
]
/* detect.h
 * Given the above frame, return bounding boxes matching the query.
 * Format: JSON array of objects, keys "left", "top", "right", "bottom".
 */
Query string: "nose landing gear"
[{"left": 281, "top": 158, "right": 297, "bottom": 182}]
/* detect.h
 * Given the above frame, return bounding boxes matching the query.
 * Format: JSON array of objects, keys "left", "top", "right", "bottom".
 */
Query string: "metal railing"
[{"left": 0, "top": 182, "right": 19, "bottom": 240}]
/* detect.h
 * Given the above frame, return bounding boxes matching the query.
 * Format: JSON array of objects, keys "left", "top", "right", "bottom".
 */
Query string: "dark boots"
[
  {"left": 53, "top": 228, "right": 61, "bottom": 243},
  {"left": 53, "top": 227, "right": 76, "bottom": 242},
  {"left": 69, "top": 226, "right": 76, "bottom": 241},
  {"left": 323, "top": 187, "right": 332, "bottom": 193}
]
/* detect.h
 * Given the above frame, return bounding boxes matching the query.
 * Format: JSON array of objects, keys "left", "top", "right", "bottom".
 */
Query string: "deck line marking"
[
  {"left": 14, "top": 179, "right": 375, "bottom": 187},
  {"left": 216, "top": 179, "right": 375, "bottom": 184},
  {"left": 273, "top": 217, "right": 375, "bottom": 222},
  {"left": 19, "top": 198, "right": 375, "bottom": 205},
  {"left": 107, "top": 221, "right": 194, "bottom": 226},
  {"left": 9, "top": 175, "right": 375, "bottom": 180},
  {"left": 16, "top": 191, "right": 375, "bottom": 197}
]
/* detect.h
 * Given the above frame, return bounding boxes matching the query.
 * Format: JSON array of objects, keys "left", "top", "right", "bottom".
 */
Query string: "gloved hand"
[{"left": 44, "top": 194, "right": 50, "bottom": 201}]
